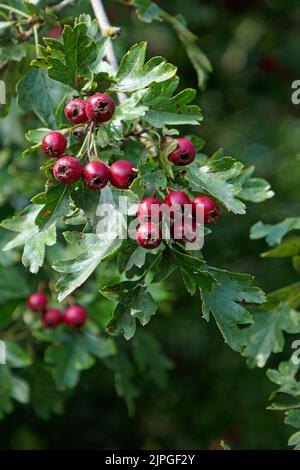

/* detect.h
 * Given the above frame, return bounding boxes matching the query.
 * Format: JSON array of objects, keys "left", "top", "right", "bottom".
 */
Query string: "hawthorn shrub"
[{"left": 0, "top": 0, "right": 299, "bottom": 450}]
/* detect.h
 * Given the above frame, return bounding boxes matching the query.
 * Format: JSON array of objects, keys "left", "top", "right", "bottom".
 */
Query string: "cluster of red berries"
[
  {"left": 135, "top": 192, "right": 220, "bottom": 250},
  {"left": 27, "top": 292, "right": 87, "bottom": 328},
  {"left": 42, "top": 94, "right": 139, "bottom": 191}
]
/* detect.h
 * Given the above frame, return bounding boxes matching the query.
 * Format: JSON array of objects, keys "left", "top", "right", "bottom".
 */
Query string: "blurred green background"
[{"left": 1, "top": 0, "right": 300, "bottom": 450}]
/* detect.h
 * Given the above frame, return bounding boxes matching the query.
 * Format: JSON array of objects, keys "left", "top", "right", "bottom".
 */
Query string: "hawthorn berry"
[
  {"left": 42, "top": 131, "right": 67, "bottom": 158},
  {"left": 135, "top": 222, "right": 162, "bottom": 249},
  {"left": 137, "top": 197, "right": 161, "bottom": 223},
  {"left": 192, "top": 195, "right": 220, "bottom": 224},
  {"left": 168, "top": 138, "right": 196, "bottom": 166},
  {"left": 43, "top": 309, "right": 63, "bottom": 328},
  {"left": 85, "top": 93, "right": 115, "bottom": 123},
  {"left": 172, "top": 219, "right": 197, "bottom": 244},
  {"left": 109, "top": 160, "right": 137, "bottom": 189},
  {"left": 163, "top": 191, "right": 191, "bottom": 218},
  {"left": 47, "top": 27, "right": 63, "bottom": 39},
  {"left": 83, "top": 161, "right": 110, "bottom": 191},
  {"left": 27, "top": 292, "right": 48, "bottom": 312},
  {"left": 64, "top": 304, "right": 87, "bottom": 327},
  {"left": 53, "top": 156, "right": 83, "bottom": 184},
  {"left": 64, "top": 98, "right": 88, "bottom": 124}
]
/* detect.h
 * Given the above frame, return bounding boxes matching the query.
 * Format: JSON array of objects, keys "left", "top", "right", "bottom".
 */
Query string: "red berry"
[
  {"left": 52, "top": 156, "right": 83, "bottom": 184},
  {"left": 27, "top": 292, "right": 48, "bottom": 312},
  {"left": 64, "top": 304, "right": 87, "bottom": 327},
  {"left": 42, "top": 131, "right": 67, "bottom": 158},
  {"left": 163, "top": 191, "right": 191, "bottom": 218},
  {"left": 137, "top": 197, "right": 161, "bottom": 223},
  {"left": 47, "top": 27, "right": 63, "bottom": 39},
  {"left": 83, "top": 161, "right": 110, "bottom": 191},
  {"left": 64, "top": 98, "right": 88, "bottom": 124},
  {"left": 85, "top": 93, "right": 115, "bottom": 123},
  {"left": 43, "top": 309, "right": 63, "bottom": 328},
  {"left": 135, "top": 222, "right": 162, "bottom": 250},
  {"left": 168, "top": 138, "right": 196, "bottom": 166},
  {"left": 192, "top": 196, "right": 220, "bottom": 224},
  {"left": 172, "top": 219, "right": 198, "bottom": 244},
  {"left": 109, "top": 160, "right": 137, "bottom": 189}
]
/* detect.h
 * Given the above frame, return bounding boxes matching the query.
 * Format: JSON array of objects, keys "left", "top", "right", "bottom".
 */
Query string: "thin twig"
[
  {"left": 53, "top": 0, "right": 76, "bottom": 12},
  {"left": 90, "top": 0, "right": 125, "bottom": 103}
]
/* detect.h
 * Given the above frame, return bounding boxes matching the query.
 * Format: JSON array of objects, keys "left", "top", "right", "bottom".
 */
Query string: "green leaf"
[
  {"left": 6, "top": 342, "right": 32, "bottom": 368},
  {"left": 0, "top": 267, "right": 30, "bottom": 303},
  {"left": 130, "top": 0, "right": 162, "bottom": 23},
  {"left": 243, "top": 303, "right": 300, "bottom": 368},
  {"left": 112, "top": 42, "right": 177, "bottom": 93},
  {"left": 141, "top": 77, "right": 202, "bottom": 127},
  {"left": 132, "top": 330, "right": 173, "bottom": 387},
  {"left": 138, "top": 154, "right": 167, "bottom": 191},
  {"left": 250, "top": 218, "right": 300, "bottom": 247},
  {"left": 109, "top": 350, "right": 140, "bottom": 416},
  {"left": 31, "top": 363, "right": 64, "bottom": 419},
  {"left": 267, "top": 359, "right": 300, "bottom": 397},
  {"left": 17, "top": 69, "right": 65, "bottom": 127},
  {"left": 187, "top": 157, "right": 245, "bottom": 214},
  {"left": 262, "top": 237, "right": 300, "bottom": 259},
  {"left": 0, "top": 367, "right": 30, "bottom": 419},
  {"left": 236, "top": 166, "right": 274, "bottom": 203},
  {"left": 201, "top": 267, "right": 266, "bottom": 352},
  {"left": 37, "top": 21, "right": 98, "bottom": 90},
  {"left": 1, "top": 205, "right": 56, "bottom": 274},
  {"left": 32, "top": 185, "right": 71, "bottom": 231},
  {"left": 106, "top": 283, "right": 157, "bottom": 340},
  {"left": 171, "top": 248, "right": 215, "bottom": 295},
  {"left": 44, "top": 329, "right": 115, "bottom": 390}
]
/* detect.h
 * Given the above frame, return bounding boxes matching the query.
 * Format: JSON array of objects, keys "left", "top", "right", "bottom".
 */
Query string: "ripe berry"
[
  {"left": 47, "top": 27, "right": 63, "bottom": 39},
  {"left": 27, "top": 292, "right": 48, "bottom": 312},
  {"left": 42, "top": 131, "right": 67, "bottom": 158},
  {"left": 192, "top": 195, "right": 220, "bottom": 224},
  {"left": 83, "top": 161, "right": 110, "bottom": 191},
  {"left": 85, "top": 93, "right": 115, "bottom": 123},
  {"left": 43, "top": 309, "right": 63, "bottom": 328},
  {"left": 64, "top": 98, "right": 88, "bottom": 124},
  {"left": 163, "top": 191, "right": 191, "bottom": 218},
  {"left": 109, "top": 160, "right": 137, "bottom": 189},
  {"left": 172, "top": 219, "right": 197, "bottom": 244},
  {"left": 52, "top": 156, "right": 83, "bottom": 184},
  {"left": 64, "top": 304, "right": 87, "bottom": 327},
  {"left": 135, "top": 222, "right": 162, "bottom": 249},
  {"left": 137, "top": 197, "right": 161, "bottom": 223},
  {"left": 168, "top": 138, "right": 196, "bottom": 166}
]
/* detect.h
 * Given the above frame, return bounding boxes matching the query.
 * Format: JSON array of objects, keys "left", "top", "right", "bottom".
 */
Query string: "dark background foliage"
[{"left": 1, "top": 0, "right": 300, "bottom": 449}]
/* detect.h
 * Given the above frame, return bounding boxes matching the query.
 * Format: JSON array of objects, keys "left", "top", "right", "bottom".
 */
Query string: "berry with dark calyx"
[
  {"left": 42, "top": 131, "right": 67, "bottom": 158},
  {"left": 192, "top": 195, "right": 220, "bottom": 224},
  {"left": 163, "top": 191, "right": 191, "bottom": 218},
  {"left": 135, "top": 222, "right": 162, "bottom": 249},
  {"left": 109, "top": 160, "right": 137, "bottom": 189},
  {"left": 137, "top": 197, "right": 161, "bottom": 223},
  {"left": 85, "top": 93, "right": 115, "bottom": 123},
  {"left": 53, "top": 156, "right": 83, "bottom": 184},
  {"left": 172, "top": 219, "right": 198, "bottom": 244},
  {"left": 64, "top": 304, "right": 87, "bottom": 328},
  {"left": 64, "top": 98, "right": 88, "bottom": 124},
  {"left": 43, "top": 309, "right": 63, "bottom": 328},
  {"left": 83, "top": 161, "right": 110, "bottom": 191},
  {"left": 27, "top": 292, "right": 48, "bottom": 312},
  {"left": 168, "top": 138, "right": 196, "bottom": 166}
]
